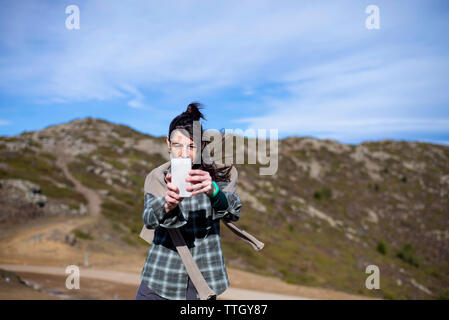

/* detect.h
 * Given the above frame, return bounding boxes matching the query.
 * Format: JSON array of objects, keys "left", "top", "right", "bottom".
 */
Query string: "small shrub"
[
  {"left": 396, "top": 243, "right": 419, "bottom": 267},
  {"left": 313, "top": 187, "right": 332, "bottom": 200},
  {"left": 383, "top": 291, "right": 395, "bottom": 300},
  {"left": 376, "top": 241, "right": 387, "bottom": 255},
  {"left": 72, "top": 229, "right": 93, "bottom": 240},
  {"left": 437, "top": 288, "right": 449, "bottom": 300},
  {"left": 40, "top": 152, "right": 56, "bottom": 161},
  {"left": 430, "top": 270, "right": 441, "bottom": 278}
]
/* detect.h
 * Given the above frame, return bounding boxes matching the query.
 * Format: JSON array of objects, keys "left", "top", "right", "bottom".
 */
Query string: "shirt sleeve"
[
  {"left": 210, "top": 189, "right": 229, "bottom": 211},
  {"left": 211, "top": 181, "right": 242, "bottom": 221},
  {"left": 142, "top": 193, "right": 187, "bottom": 229}
]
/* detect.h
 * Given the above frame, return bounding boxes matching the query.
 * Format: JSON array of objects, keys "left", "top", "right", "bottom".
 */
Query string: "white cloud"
[
  {"left": 0, "top": 1, "right": 369, "bottom": 103},
  {"left": 0, "top": 1, "right": 448, "bottom": 145},
  {"left": 235, "top": 47, "right": 449, "bottom": 143}
]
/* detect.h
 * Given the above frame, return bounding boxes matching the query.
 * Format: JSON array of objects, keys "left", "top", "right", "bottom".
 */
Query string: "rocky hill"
[{"left": 1, "top": 117, "right": 448, "bottom": 299}]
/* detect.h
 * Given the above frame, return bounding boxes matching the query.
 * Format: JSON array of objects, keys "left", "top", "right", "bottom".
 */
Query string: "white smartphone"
[{"left": 171, "top": 158, "right": 192, "bottom": 197}]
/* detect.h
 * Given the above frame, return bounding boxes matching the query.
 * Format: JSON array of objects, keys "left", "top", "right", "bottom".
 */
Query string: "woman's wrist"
[{"left": 207, "top": 181, "right": 219, "bottom": 198}]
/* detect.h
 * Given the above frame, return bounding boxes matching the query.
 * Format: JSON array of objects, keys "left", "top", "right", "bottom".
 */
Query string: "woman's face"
[{"left": 166, "top": 130, "right": 198, "bottom": 163}]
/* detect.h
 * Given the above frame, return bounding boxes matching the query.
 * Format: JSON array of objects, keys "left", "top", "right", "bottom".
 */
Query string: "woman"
[{"left": 135, "top": 102, "right": 242, "bottom": 300}]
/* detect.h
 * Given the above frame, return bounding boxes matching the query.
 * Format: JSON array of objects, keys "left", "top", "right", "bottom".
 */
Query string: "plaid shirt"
[{"left": 140, "top": 166, "right": 242, "bottom": 300}]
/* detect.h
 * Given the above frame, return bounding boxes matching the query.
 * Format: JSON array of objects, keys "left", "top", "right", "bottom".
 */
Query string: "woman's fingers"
[
  {"left": 165, "top": 188, "right": 184, "bottom": 207},
  {"left": 186, "top": 181, "right": 206, "bottom": 192},
  {"left": 189, "top": 169, "right": 206, "bottom": 176},
  {"left": 186, "top": 175, "right": 207, "bottom": 183},
  {"left": 186, "top": 169, "right": 209, "bottom": 182},
  {"left": 165, "top": 194, "right": 176, "bottom": 203},
  {"left": 167, "top": 190, "right": 181, "bottom": 200},
  {"left": 190, "top": 185, "right": 212, "bottom": 196},
  {"left": 186, "top": 170, "right": 207, "bottom": 179},
  {"left": 187, "top": 181, "right": 212, "bottom": 195},
  {"left": 184, "top": 169, "right": 213, "bottom": 196},
  {"left": 167, "top": 182, "right": 179, "bottom": 193},
  {"left": 165, "top": 193, "right": 184, "bottom": 208}
]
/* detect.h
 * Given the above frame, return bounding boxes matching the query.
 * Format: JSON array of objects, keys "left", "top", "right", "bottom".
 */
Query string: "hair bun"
[{"left": 186, "top": 102, "right": 206, "bottom": 121}]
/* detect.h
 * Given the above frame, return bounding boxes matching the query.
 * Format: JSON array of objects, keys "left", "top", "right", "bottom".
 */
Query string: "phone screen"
[{"left": 171, "top": 158, "right": 192, "bottom": 197}]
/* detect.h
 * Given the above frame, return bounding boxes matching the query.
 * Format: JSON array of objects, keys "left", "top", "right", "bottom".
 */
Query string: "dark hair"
[{"left": 168, "top": 102, "right": 233, "bottom": 182}]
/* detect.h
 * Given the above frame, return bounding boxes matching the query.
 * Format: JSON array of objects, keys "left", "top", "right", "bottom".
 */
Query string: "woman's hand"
[
  {"left": 164, "top": 173, "right": 184, "bottom": 213},
  {"left": 185, "top": 169, "right": 215, "bottom": 197}
]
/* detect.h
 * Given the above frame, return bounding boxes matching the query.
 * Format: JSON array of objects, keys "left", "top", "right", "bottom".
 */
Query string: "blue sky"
[{"left": 1, "top": 1, "right": 448, "bottom": 146}]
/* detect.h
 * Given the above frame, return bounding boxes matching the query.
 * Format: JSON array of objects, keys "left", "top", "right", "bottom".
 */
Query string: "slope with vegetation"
[{"left": 1, "top": 117, "right": 448, "bottom": 299}]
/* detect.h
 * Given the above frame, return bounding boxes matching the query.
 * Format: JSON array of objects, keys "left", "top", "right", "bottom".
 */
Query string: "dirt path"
[
  {"left": 0, "top": 264, "right": 309, "bottom": 300},
  {"left": 55, "top": 153, "right": 102, "bottom": 217},
  {"left": 0, "top": 215, "right": 375, "bottom": 300}
]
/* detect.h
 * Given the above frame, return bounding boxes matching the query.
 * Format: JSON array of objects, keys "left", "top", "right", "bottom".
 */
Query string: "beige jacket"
[{"left": 140, "top": 161, "right": 264, "bottom": 251}]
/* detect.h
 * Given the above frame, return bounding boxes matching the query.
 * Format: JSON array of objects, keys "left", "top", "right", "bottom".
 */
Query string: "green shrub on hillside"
[
  {"left": 72, "top": 229, "right": 93, "bottom": 240},
  {"left": 396, "top": 244, "right": 419, "bottom": 267},
  {"left": 377, "top": 241, "right": 387, "bottom": 255},
  {"left": 314, "top": 187, "right": 332, "bottom": 200}
]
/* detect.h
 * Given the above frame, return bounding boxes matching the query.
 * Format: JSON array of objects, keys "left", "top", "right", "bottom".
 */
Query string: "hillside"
[{"left": 1, "top": 117, "right": 448, "bottom": 299}]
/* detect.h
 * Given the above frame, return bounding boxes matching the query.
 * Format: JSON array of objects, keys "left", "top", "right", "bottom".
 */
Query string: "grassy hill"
[{"left": 1, "top": 117, "right": 448, "bottom": 299}]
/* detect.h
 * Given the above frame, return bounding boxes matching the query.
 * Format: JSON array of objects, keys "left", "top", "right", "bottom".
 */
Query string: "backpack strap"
[
  {"left": 222, "top": 221, "right": 264, "bottom": 251},
  {"left": 140, "top": 221, "right": 264, "bottom": 251},
  {"left": 167, "top": 228, "right": 216, "bottom": 300}
]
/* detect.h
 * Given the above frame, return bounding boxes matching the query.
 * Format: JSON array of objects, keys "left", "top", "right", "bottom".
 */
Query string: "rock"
[
  {"left": 0, "top": 179, "right": 48, "bottom": 208},
  {"left": 365, "top": 209, "right": 379, "bottom": 224},
  {"left": 440, "top": 175, "right": 449, "bottom": 185},
  {"left": 79, "top": 203, "right": 87, "bottom": 215},
  {"left": 238, "top": 189, "right": 266, "bottom": 213},
  {"left": 410, "top": 278, "right": 433, "bottom": 296},
  {"left": 94, "top": 167, "right": 104, "bottom": 175},
  {"left": 102, "top": 162, "right": 113, "bottom": 170},
  {"left": 35, "top": 197, "right": 46, "bottom": 208},
  {"left": 304, "top": 205, "right": 344, "bottom": 228},
  {"left": 404, "top": 161, "right": 426, "bottom": 172},
  {"left": 98, "top": 189, "right": 110, "bottom": 196},
  {"left": 135, "top": 138, "right": 170, "bottom": 160},
  {"left": 286, "top": 137, "right": 351, "bottom": 154},
  {"left": 121, "top": 169, "right": 130, "bottom": 177},
  {"left": 309, "top": 160, "right": 322, "bottom": 180},
  {"left": 64, "top": 234, "right": 77, "bottom": 246},
  {"left": 0, "top": 179, "right": 41, "bottom": 194}
]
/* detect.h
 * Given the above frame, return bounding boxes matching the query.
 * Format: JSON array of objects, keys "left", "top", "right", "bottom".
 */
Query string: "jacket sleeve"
[
  {"left": 210, "top": 180, "right": 242, "bottom": 222},
  {"left": 142, "top": 168, "right": 187, "bottom": 229},
  {"left": 142, "top": 193, "right": 187, "bottom": 229}
]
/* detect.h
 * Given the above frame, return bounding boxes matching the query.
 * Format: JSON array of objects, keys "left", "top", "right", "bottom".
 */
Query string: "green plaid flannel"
[{"left": 140, "top": 167, "right": 242, "bottom": 300}]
